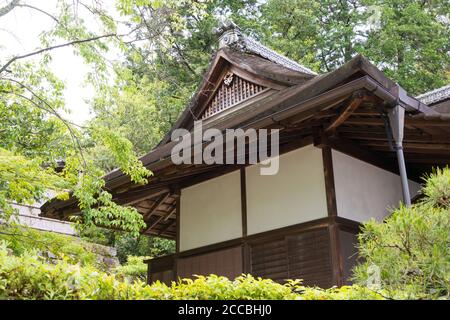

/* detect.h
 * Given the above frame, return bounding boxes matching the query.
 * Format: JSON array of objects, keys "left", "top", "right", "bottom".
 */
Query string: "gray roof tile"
[
  {"left": 416, "top": 84, "right": 450, "bottom": 105},
  {"left": 215, "top": 19, "right": 317, "bottom": 75}
]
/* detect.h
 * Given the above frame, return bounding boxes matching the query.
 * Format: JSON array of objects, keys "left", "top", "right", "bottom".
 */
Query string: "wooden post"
[
  {"left": 240, "top": 168, "right": 248, "bottom": 237},
  {"left": 174, "top": 193, "right": 181, "bottom": 280},
  {"left": 322, "top": 146, "right": 337, "bottom": 217},
  {"left": 328, "top": 223, "right": 344, "bottom": 287},
  {"left": 175, "top": 195, "right": 181, "bottom": 253},
  {"left": 321, "top": 146, "right": 343, "bottom": 286},
  {"left": 240, "top": 167, "right": 251, "bottom": 274}
]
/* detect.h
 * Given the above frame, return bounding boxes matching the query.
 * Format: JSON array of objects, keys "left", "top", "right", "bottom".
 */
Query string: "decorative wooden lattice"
[{"left": 201, "top": 73, "right": 266, "bottom": 119}]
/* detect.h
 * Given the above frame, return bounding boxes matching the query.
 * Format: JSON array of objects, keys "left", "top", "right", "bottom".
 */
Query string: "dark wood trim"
[
  {"left": 321, "top": 146, "right": 338, "bottom": 217},
  {"left": 245, "top": 217, "right": 331, "bottom": 244},
  {"left": 175, "top": 195, "right": 181, "bottom": 254},
  {"left": 146, "top": 254, "right": 176, "bottom": 272},
  {"left": 240, "top": 167, "right": 250, "bottom": 274},
  {"left": 324, "top": 92, "right": 367, "bottom": 134},
  {"left": 116, "top": 187, "right": 170, "bottom": 207},
  {"left": 240, "top": 168, "right": 248, "bottom": 237},
  {"left": 328, "top": 223, "right": 344, "bottom": 287},
  {"left": 145, "top": 214, "right": 168, "bottom": 233},
  {"left": 228, "top": 65, "right": 287, "bottom": 90},
  {"left": 320, "top": 145, "right": 353, "bottom": 288},
  {"left": 174, "top": 192, "right": 181, "bottom": 279},
  {"left": 178, "top": 238, "right": 244, "bottom": 258},
  {"left": 143, "top": 192, "right": 171, "bottom": 221},
  {"left": 334, "top": 216, "right": 362, "bottom": 233},
  {"left": 147, "top": 262, "right": 152, "bottom": 284},
  {"left": 157, "top": 219, "right": 176, "bottom": 236},
  {"left": 242, "top": 243, "right": 251, "bottom": 274}
]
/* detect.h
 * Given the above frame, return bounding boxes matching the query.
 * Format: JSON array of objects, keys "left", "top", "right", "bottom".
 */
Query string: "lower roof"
[{"left": 417, "top": 84, "right": 450, "bottom": 106}]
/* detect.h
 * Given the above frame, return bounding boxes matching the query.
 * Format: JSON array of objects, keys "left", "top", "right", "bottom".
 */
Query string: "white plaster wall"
[
  {"left": 246, "top": 145, "right": 328, "bottom": 235},
  {"left": 332, "top": 150, "right": 421, "bottom": 222},
  {"left": 180, "top": 171, "right": 242, "bottom": 251}
]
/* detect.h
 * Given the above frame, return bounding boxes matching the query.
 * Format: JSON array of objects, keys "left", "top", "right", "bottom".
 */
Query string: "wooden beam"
[
  {"left": 145, "top": 215, "right": 166, "bottom": 233},
  {"left": 322, "top": 147, "right": 337, "bottom": 217},
  {"left": 114, "top": 187, "right": 169, "bottom": 207},
  {"left": 240, "top": 167, "right": 250, "bottom": 274},
  {"left": 240, "top": 168, "right": 248, "bottom": 237},
  {"left": 157, "top": 219, "right": 176, "bottom": 236},
  {"left": 368, "top": 145, "right": 450, "bottom": 155},
  {"left": 329, "top": 223, "right": 343, "bottom": 287},
  {"left": 360, "top": 141, "right": 450, "bottom": 151},
  {"left": 143, "top": 192, "right": 171, "bottom": 221},
  {"left": 143, "top": 204, "right": 177, "bottom": 234},
  {"left": 343, "top": 118, "right": 388, "bottom": 126},
  {"left": 337, "top": 126, "right": 416, "bottom": 135},
  {"left": 398, "top": 153, "right": 450, "bottom": 164},
  {"left": 338, "top": 132, "right": 450, "bottom": 144},
  {"left": 345, "top": 117, "right": 450, "bottom": 127},
  {"left": 324, "top": 92, "right": 367, "bottom": 134},
  {"left": 176, "top": 196, "right": 181, "bottom": 253},
  {"left": 164, "top": 206, "right": 177, "bottom": 221},
  {"left": 282, "top": 95, "right": 349, "bottom": 126}
]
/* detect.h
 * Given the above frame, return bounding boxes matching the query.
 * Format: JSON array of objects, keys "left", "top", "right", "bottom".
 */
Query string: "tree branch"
[
  {"left": 0, "top": 33, "right": 117, "bottom": 74},
  {"left": 16, "top": 3, "right": 59, "bottom": 23},
  {"left": 0, "top": 0, "right": 20, "bottom": 18}
]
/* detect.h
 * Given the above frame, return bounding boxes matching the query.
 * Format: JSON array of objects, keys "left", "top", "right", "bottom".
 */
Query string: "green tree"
[
  {"left": 260, "top": 0, "right": 366, "bottom": 72},
  {"left": 0, "top": 0, "right": 150, "bottom": 235},
  {"left": 353, "top": 167, "right": 450, "bottom": 299},
  {"left": 361, "top": 0, "right": 450, "bottom": 94},
  {"left": 89, "top": 0, "right": 260, "bottom": 166},
  {"left": 259, "top": 0, "right": 449, "bottom": 94}
]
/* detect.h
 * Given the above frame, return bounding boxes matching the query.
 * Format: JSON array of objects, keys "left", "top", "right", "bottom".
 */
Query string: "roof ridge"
[
  {"left": 241, "top": 36, "right": 317, "bottom": 75},
  {"left": 215, "top": 19, "right": 317, "bottom": 75},
  {"left": 416, "top": 83, "right": 450, "bottom": 105}
]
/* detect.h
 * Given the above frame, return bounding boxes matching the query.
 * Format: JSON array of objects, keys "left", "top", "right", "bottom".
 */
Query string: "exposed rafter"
[
  {"left": 143, "top": 192, "right": 171, "bottom": 221},
  {"left": 324, "top": 92, "right": 376, "bottom": 134}
]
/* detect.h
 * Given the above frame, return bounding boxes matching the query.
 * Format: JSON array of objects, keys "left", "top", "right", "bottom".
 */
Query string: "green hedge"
[{"left": 0, "top": 240, "right": 382, "bottom": 300}]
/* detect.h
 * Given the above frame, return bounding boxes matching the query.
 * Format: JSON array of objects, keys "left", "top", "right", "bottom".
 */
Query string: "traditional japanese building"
[{"left": 41, "top": 21, "right": 450, "bottom": 288}]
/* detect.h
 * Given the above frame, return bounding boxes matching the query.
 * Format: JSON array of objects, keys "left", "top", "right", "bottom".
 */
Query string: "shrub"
[
  {"left": 0, "top": 240, "right": 383, "bottom": 300},
  {"left": 115, "top": 255, "right": 150, "bottom": 282},
  {"left": 353, "top": 167, "right": 450, "bottom": 299},
  {"left": 79, "top": 225, "right": 175, "bottom": 264}
]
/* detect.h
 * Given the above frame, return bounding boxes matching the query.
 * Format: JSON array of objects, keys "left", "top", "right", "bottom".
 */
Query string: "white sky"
[{"left": 0, "top": 0, "right": 122, "bottom": 125}]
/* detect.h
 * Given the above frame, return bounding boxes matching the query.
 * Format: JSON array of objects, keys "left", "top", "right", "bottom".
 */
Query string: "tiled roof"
[
  {"left": 416, "top": 84, "right": 450, "bottom": 105},
  {"left": 215, "top": 19, "right": 317, "bottom": 75},
  {"left": 240, "top": 36, "right": 317, "bottom": 75}
]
